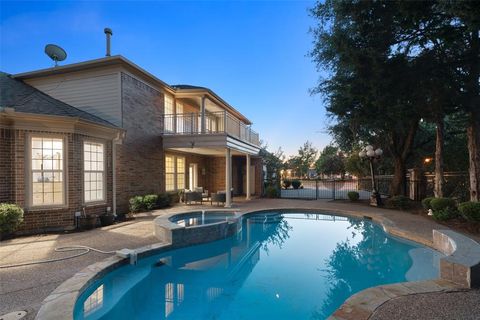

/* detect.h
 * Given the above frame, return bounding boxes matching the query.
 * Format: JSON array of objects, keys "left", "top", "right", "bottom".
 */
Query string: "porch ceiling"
[
  {"left": 166, "top": 147, "right": 249, "bottom": 156},
  {"left": 162, "top": 134, "right": 260, "bottom": 155}
]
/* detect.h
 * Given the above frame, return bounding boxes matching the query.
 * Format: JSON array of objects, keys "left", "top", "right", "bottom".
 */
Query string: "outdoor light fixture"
[{"left": 359, "top": 145, "right": 383, "bottom": 207}]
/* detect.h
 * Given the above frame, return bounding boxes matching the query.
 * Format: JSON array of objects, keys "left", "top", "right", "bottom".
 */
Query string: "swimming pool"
[{"left": 73, "top": 212, "right": 443, "bottom": 319}]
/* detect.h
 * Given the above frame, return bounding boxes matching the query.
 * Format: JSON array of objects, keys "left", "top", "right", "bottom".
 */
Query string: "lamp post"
[{"left": 359, "top": 145, "right": 383, "bottom": 206}]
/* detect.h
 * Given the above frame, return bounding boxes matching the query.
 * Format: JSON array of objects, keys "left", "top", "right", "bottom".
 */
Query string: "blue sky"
[{"left": 0, "top": 0, "right": 331, "bottom": 156}]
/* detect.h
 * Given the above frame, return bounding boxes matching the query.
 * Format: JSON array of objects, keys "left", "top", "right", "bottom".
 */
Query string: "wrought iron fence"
[
  {"left": 277, "top": 178, "right": 374, "bottom": 200},
  {"left": 424, "top": 172, "right": 469, "bottom": 202}
]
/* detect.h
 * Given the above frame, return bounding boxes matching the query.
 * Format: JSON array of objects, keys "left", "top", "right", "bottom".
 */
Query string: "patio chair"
[
  {"left": 211, "top": 192, "right": 226, "bottom": 206},
  {"left": 194, "top": 187, "right": 209, "bottom": 200},
  {"left": 184, "top": 191, "right": 203, "bottom": 204}
]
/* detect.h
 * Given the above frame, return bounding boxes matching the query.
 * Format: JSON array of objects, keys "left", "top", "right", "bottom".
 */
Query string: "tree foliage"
[
  {"left": 315, "top": 145, "right": 345, "bottom": 177},
  {"left": 286, "top": 141, "right": 318, "bottom": 178},
  {"left": 310, "top": 0, "right": 480, "bottom": 198}
]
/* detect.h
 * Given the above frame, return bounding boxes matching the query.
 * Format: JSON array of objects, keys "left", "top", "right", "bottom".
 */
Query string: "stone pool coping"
[{"left": 34, "top": 207, "right": 480, "bottom": 320}]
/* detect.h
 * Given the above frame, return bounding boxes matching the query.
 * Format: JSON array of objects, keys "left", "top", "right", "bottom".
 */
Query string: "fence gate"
[{"left": 279, "top": 179, "right": 373, "bottom": 200}]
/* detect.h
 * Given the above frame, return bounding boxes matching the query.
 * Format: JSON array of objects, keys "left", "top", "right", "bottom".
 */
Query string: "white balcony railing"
[{"left": 161, "top": 111, "right": 260, "bottom": 146}]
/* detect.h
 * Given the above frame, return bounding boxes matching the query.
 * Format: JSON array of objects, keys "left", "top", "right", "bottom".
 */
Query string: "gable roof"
[{"left": 0, "top": 72, "right": 117, "bottom": 128}]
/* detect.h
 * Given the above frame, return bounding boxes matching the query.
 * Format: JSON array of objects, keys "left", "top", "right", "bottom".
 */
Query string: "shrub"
[
  {"left": 143, "top": 194, "right": 158, "bottom": 211},
  {"left": 458, "top": 202, "right": 480, "bottom": 222},
  {"left": 386, "top": 195, "right": 412, "bottom": 210},
  {"left": 291, "top": 180, "right": 301, "bottom": 189},
  {"left": 347, "top": 191, "right": 359, "bottom": 201},
  {"left": 432, "top": 207, "right": 457, "bottom": 221},
  {"left": 430, "top": 197, "right": 457, "bottom": 220},
  {"left": 157, "top": 193, "right": 170, "bottom": 208},
  {"left": 167, "top": 191, "right": 180, "bottom": 205},
  {"left": 422, "top": 197, "right": 435, "bottom": 210},
  {"left": 0, "top": 203, "right": 24, "bottom": 235},
  {"left": 282, "top": 180, "right": 292, "bottom": 189},
  {"left": 129, "top": 196, "right": 145, "bottom": 213},
  {"left": 430, "top": 197, "right": 456, "bottom": 212},
  {"left": 265, "top": 186, "right": 279, "bottom": 198}
]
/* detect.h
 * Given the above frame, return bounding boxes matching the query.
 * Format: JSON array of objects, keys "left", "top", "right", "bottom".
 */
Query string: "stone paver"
[{"left": 0, "top": 199, "right": 479, "bottom": 319}]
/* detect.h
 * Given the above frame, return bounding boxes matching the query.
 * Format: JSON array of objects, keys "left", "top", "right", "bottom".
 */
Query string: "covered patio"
[{"left": 163, "top": 136, "right": 262, "bottom": 207}]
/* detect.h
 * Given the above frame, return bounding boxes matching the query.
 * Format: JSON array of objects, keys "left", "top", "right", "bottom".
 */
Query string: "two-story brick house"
[{"left": 1, "top": 55, "right": 262, "bottom": 233}]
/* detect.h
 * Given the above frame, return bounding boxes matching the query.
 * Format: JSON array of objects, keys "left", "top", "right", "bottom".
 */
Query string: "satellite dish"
[{"left": 44, "top": 44, "right": 67, "bottom": 66}]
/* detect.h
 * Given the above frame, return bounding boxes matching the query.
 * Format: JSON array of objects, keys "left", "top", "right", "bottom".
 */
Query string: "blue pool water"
[{"left": 74, "top": 212, "right": 443, "bottom": 320}]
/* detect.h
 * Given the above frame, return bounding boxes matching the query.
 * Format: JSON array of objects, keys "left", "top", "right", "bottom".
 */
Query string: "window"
[
  {"left": 31, "top": 137, "right": 64, "bottom": 206},
  {"left": 177, "top": 157, "right": 185, "bottom": 189},
  {"left": 84, "top": 142, "right": 105, "bottom": 202},
  {"left": 165, "top": 155, "right": 175, "bottom": 191},
  {"left": 164, "top": 95, "right": 174, "bottom": 132},
  {"left": 165, "top": 155, "right": 185, "bottom": 191}
]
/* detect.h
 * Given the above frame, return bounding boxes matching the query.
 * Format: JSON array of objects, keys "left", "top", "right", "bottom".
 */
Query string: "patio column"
[
  {"left": 201, "top": 95, "right": 206, "bottom": 133},
  {"left": 225, "top": 147, "right": 232, "bottom": 207},
  {"left": 246, "top": 153, "right": 251, "bottom": 200}
]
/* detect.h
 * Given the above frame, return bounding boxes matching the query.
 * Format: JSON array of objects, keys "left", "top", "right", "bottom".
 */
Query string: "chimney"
[{"left": 104, "top": 27, "right": 113, "bottom": 56}]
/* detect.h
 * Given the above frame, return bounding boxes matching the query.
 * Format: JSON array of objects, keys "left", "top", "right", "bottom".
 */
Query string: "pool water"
[
  {"left": 74, "top": 212, "right": 443, "bottom": 320},
  {"left": 170, "top": 211, "right": 235, "bottom": 227}
]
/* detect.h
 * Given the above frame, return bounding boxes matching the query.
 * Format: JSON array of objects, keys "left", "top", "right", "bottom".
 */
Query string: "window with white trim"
[
  {"left": 31, "top": 137, "right": 64, "bottom": 206},
  {"left": 165, "top": 155, "right": 185, "bottom": 191},
  {"left": 84, "top": 142, "right": 105, "bottom": 202}
]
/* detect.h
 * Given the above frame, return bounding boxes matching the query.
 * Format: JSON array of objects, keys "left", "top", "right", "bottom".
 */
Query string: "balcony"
[{"left": 160, "top": 111, "right": 260, "bottom": 147}]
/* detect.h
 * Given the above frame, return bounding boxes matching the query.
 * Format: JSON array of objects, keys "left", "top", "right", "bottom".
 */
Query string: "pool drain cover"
[{"left": 0, "top": 311, "right": 27, "bottom": 320}]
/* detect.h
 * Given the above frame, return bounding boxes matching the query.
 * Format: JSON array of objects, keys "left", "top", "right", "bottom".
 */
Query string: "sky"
[{"left": 0, "top": 0, "right": 332, "bottom": 157}]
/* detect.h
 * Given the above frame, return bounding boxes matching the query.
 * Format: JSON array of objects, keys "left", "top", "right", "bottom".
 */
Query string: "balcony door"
[{"left": 189, "top": 163, "right": 198, "bottom": 190}]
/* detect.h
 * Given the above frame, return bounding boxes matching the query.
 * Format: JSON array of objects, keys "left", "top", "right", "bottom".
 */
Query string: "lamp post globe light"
[{"left": 359, "top": 145, "right": 383, "bottom": 206}]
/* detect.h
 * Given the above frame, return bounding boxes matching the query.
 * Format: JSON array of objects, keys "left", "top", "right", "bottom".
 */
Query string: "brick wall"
[
  {"left": 116, "top": 72, "right": 165, "bottom": 213},
  {"left": 0, "top": 128, "right": 14, "bottom": 203},
  {"left": 1, "top": 128, "right": 113, "bottom": 234}
]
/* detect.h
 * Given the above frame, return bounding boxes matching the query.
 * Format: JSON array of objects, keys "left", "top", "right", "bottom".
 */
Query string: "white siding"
[{"left": 25, "top": 69, "right": 121, "bottom": 126}]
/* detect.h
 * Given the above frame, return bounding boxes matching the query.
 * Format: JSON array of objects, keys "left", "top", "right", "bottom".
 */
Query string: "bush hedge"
[
  {"left": 347, "top": 191, "right": 359, "bottom": 201},
  {"left": 129, "top": 192, "right": 176, "bottom": 213},
  {"left": 386, "top": 195, "right": 412, "bottom": 210},
  {"left": 432, "top": 207, "right": 457, "bottom": 221},
  {"left": 430, "top": 197, "right": 457, "bottom": 221},
  {"left": 430, "top": 197, "right": 456, "bottom": 212},
  {"left": 291, "top": 180, "right": 301, "bottom": 189},
  {"left": 129, "top": 196, "right": 145, "bottom": 213},
  {"left": 265, "top": 186, "right": 279, "bottom": 198},
  {"left": 143, "top": 194, "right": 158, "bottom": 211},
  {"left": 0, "top": 203, "right": 24, "bottom": 235},
  {"left": 458, "top": 201, "right": 480, "bottom": 222},
  {"left": 421, "top": 197, "right": 435, "bottom": 210}
]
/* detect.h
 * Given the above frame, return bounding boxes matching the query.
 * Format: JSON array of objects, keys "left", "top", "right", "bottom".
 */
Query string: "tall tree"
[
  {"left": 315, "top": 145, "right": 345, "bottom": 177},
  {"left": 287, "top": 141, "right": 318, "bottom": 178},
  {"left": 310, "top": 0, "right": 423, "bottom": 195}
]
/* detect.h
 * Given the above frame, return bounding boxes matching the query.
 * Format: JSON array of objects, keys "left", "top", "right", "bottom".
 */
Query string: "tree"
[
  {"left": 315, "top": 145, "right": 345, "bottom": 177},
  {"left": 344, "top": 151, "right": 370, "bottom": 178},
  {"left": 260, "top": 145, "right": 285, "bottom": 183},
  {"left": 287, "top": 141, "right": 318, "bottom": 178},
  {"left": 387, "top": 1, "right": 480, "bottom": 200},
  {"left": 310, "top": 0, "right": 423, "bottom": 195}
]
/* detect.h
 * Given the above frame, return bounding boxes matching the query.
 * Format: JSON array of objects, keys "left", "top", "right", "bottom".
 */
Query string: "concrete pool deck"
[{"left": 1, "top": 198, "right": 479, "bottom": 319}]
